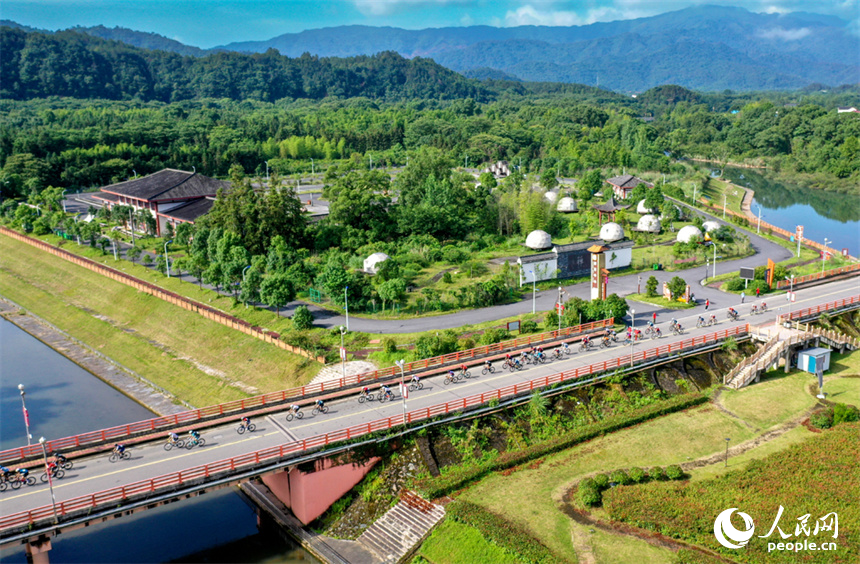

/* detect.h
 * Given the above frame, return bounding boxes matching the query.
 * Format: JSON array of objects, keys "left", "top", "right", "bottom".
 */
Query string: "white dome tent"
[
  {"left": 676, "top": 225, "right": 703, "bottom": 243},
  {"left": 544, "top": 190, "right": 558, "bottom": 203},
  {"left": 599, "top": 222, "right": 624, "bottom": 242},
  {"left": 637, "top": 214, "right": 662, "bottom": 233},
  {"left": 557, "top": 197, "right": 578, "bottom": 213},
  {"left": 637, "top": 199, "right": 658, "bottom": 214},
  {"left": 363, "top": 252, "right": 390, "bottom": 274},
  {"left": 525, "top": 230, "right": 552, "bottom": 250},
  {"left": 702, "top": 220, "right": 721, "bottom": 233}
]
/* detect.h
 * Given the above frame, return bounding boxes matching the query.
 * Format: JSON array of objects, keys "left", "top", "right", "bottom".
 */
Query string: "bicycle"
[
  {"left": 443, "top": 373, "right": 460, "bottom": 385},
  {"left": 285, "top": 410, "right": 304, "bottom": 422},
  {"left": 109, "top": 450, "right": 131, "bottom": 463},
  {"left": 696, "top": 319, "right": 706, "bottom": 328},
  {"left": 481, "top": 364, "right": 495, "bottom": 375},
  {"left": 55, "top": 458, "right": 73, "bottom": 471},
  {"left": 727, "top": 311, "right": 740, "bottom": 321},
  {"left": 40, "top": 467, "right": 65, "bottom": 483},
  {"left": 358, "top": 391, "right": 374, "bottom": 403},
  {"left": 460, "top": 369, "right": 471, "bottom": 379},
  {"left": 378, "top": 391, "right": 394, "bottom": 402},
  {"left": 409, "top": 380, "right": 424, "bottom": 391},
  {"left": 672, "top": 326, "right": 684, "bottom": 336},
  {"left": 236, "top": 422, "right": 256, "bottom": 434},
  {"left": 644, "top": 326, "right": 657, "bottom": 337},
  {"left": 312, "top": 404, "right": 329, "bottom": 415},
  {"left": 10, "top": 474, "right": 36, "bottom": 489},
  {"left": 185, "top": 437, "right": 206, "bottom": 450},
  {"left": 760, "top": 304, "right": 768, "bottom": 313},
  {"left": 562, "top": 344, "right": 573, "bottom": 355},
  {"left": 579, "top": 341, "right": 593, "bottom": 352},
  {"left": 163, "top": 439, "right": 185, "bottom": 451},
  {"left": 504, "top": 360, "right": 521, "bottom": 372},
  {"left": 600, "top": 337, "right": 613, "bottom": 348}
]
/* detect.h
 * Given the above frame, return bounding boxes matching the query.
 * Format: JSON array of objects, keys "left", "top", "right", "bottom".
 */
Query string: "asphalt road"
[{"left": 2, "top": 277, "right": 857, "bottom": 519}]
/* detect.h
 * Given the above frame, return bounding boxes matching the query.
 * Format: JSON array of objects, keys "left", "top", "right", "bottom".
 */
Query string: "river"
[
  {"left": 0, "top": 318, "right": 313, "bottom": 563},
  {"left": 721, "top": 167, "right": 860, "bottom": 256}
]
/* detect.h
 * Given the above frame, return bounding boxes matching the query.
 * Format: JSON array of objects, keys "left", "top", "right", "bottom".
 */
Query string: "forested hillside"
[{"left": 0, "top": 27, "right": 486, "bottom": 103}]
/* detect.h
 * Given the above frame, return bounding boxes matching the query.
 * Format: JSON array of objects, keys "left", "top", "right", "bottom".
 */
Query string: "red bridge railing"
[
  {"left": 777, "top": 295, "right": 860, "bottom": 324},
  {"left": 0, "top": 318, "right": 613, "bottom": 463},
  {"left": 775, "top": 264, "right": 860, "bottom": 289},
  {"left": 0, "top": 325, "right": 747, "bottom": 535}
]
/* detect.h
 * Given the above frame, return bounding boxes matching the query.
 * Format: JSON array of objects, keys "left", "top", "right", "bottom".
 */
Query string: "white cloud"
[
  {"left": 351, "top": 0, "right": 460, "bottom": 16},
  {"left": 757, "top": 26, "right": 812, "bottom": 40},
  {"left": 501, "top": 3, "right": 650, "bottom": 27}
]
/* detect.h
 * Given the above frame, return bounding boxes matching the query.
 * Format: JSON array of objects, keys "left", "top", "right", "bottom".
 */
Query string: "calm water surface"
[{"left": 0, "top": 318, "right": 313, "bottom": 563}]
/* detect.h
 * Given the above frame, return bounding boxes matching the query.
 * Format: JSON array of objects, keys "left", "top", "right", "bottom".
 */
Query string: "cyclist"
[
  {"left": 52, "top": 452, "right": 68, "bottom": 468},
  {"left": 751, "top": 304, "right": 758, "bottom": 314},
  {"left": 671, "top": 318, "right": 678, "bottom": 330},
  {"left": 697, "top": 316, "right": 705, "bottom": 327},
  {"left": 188, "top": 429, "right": 201, "bottom": 443},
  {"left": 625, "top": 326, "right": 632, "bottom": 341},
  {"left": 240, "top": 416, "right": 251, "bottom": 429},
  {"left": 761, "top": 302, "right": 767, "bottom": 311},
  {"left": 459, "top": 364, "right": 468, "bottom": 377},
  {"left": 582, "top": 335, "right": 590, "bottom": 348},
  {"left": 484, "top": 359, "right": 492, "bottom": 371},
  {"left": 411, "top": 374, "right": 421, "bottom": 385},
  {"left": 675, "top": 323, "right": 683, "bottom": 333},
  {"left": 113, "top": 444, "right": 125, "bottom": 455},
  {"left": 289, "top": 404, "right": 301, "bottom": 416},
  {"left": 446, "top": 370, "right": 456, "bottom": 382},
  {"left": 602, "top": 334, "right": 611, "bottom": 346},
  {"left": 315, "top": 399, "right": 325, "bottom": 410},
  {"left": 382, "top": 385, "right": 393, "bottom": 400},
  {"left": 634, "top": 329, "right": 642, "bottom": 340},
  {"left": 562, "top": 341, "right": 571, "bottom": 353},
  {"left": 361, "top": 386, "right": 370, "bottom": 398},
  {"left": 607, "top": 327, "right": 617, "bottom": 340},
  {"left": 654, "top": 327, "right": 662, "bottom": 338},
  {"left": 728, "top": 307, "right": 738, "bottom": 319},
  {"left": 1, "top": 465, "right": 11, "bottom": 482},
  {"left": 16, "top": 468, "right": 29, "bottom": 482},
  {"left": 710, "top": 314, "right": 717, "bottom": 325},
  {"left": 167, "top": 432, "right": 179, "bottom": 445},
  {"left": 519, "top": 350, "right": 528, "bottom": 362},
  {"left": 513, "top": 357, "right": 522, "bottom": 368}
]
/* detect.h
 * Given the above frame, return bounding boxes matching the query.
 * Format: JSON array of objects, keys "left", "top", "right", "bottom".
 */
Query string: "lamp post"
[
  {"left": 629, "top": 309, "right": 635, "bottom": 367},
  {"left": 344, "top": 286, "right": 350, "bottom": 331},
  {"left": 723, "top": 193, "right": 727, "bottom": 219},
  {"left": 265, "top": 161, "right": 270, "bottom": 183},
  {"left": 164, "top": 239, "right": 173, "bottom": 277},
  {"left": 340, "top": 326, "right": 347, "bottom": 379},
  {"left": 39, "top": 438, "right": 59, "bottom": 524},
  {"left": 529, "top": 270, "right": 536, "bottom": 314},
  {"left": 637, "top": 275, "right": 641, "bottom": 295},
  {"left": 395, "top": 359, "right": 407, "bottom": 424},
  {"left": 755, "top": 204, "right": 763, "bottom": 234},
  {"left": 18, "top": 384, "right": 32, "bottom": 446},
  {"left": 61, "top": 189, "right": 67, "bottom": 213},
  {"left": 557, "top": 286, "right": 564, "bottom": 333},
  {"left": 241, "top": 265, "right": 252, "bottom": 306},
  {"left": 785, "top": 275, "right": 794, "bottom": 322},
  {"left": 724, "top": 437, "right": 731, "bottom": 468},
  {"left": 310, "top": 158, "right": 314, "bottom": 176},
  {"left": 822, "top": 238, "right": 831, "bottom": 274},
  {"left": 128, "top": 209, "right": 136, "bottom": 246}
]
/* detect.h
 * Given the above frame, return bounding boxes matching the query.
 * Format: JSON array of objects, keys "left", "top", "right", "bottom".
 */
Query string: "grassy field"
[
  {"left": 414, "top": 519, "right": 520, "bottom": 564},
  {"left": 626, "top": 293, "right": 696, "bottom": 310},
  {"left": 701, "top": 177, "right": 745, "bottom": 215},
  {"left": 0, "top": 235, "right": 322, "bottom": 407},
  {"left": 423, "top": 363, "right": 855, "bottom": 563}
]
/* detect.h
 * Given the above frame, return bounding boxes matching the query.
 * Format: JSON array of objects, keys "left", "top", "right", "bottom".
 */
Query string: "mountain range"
[{"left": 4, "top": 5, "right": 858, "bottom": 92}]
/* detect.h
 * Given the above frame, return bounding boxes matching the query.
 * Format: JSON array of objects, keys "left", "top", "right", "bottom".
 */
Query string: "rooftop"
[
  {"left": 158, "top": 197, "right": 215, "bottom": 222},
  {"left": 100, "top": 169, "right": 230, "bottom": 202},
  {"left": 593, "top": 196, "right": 630, "bottom": 212},
  {"left": 606, "top": 175, "right": 654, "bottom": 190}
]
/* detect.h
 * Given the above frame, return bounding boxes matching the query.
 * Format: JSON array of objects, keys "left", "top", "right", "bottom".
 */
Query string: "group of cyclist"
[{"left": 1, "top": 452, "right": 71, "bottom": 489}]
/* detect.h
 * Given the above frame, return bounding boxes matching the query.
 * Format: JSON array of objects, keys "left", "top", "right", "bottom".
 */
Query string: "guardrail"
[
  {"left": 0, "top": 318, "right": 612, "bottom": 464},
  {"left": 776, "top": 264, "right": 860, "bottom": 289},
  {"left": 776, "top": 295, "right": 860, "bottom": 324},
  {"left": 0, "top": 325, "right": 747, "bottom": 536}
]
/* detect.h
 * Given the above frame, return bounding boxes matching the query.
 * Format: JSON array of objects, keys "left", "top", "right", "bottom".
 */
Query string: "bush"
[
  {"left": 665, "top": 465, "right": 685, "bottom": 480},
  {"left": 383, "top": 338, "right": 397, "bottom": 354},
  {"left": 480, "top": 328, "right": 510, "bottom": 345},
  {"left": 811, "top": 407, "right": 834, "bottom": 429},
  {"left": 725, "top": 277, "right": 746, "bottom": 291},
  {"left": 648, "top": 467, "right": 666, "bottom": 481},
  {"left": 520, "top": 320, "right": 538, "bottom": 334},
  {"left": 610, "top": 469, "right": 631, "bottom": 485},
  {"left": 628, "top": 467, "right": 647, "bottom": 483},
  {"left": 291, "top": 305, "right": 314, "bottom": 330},
  {"left": 833, "top": 403, "right": 860, "bottom": 425},
  {"left": 442, "top": 271, "right": 453, "bottom": 284},
  {"left": 544, "top": 311, "right": 559, "bottom": 330},
  {"left": 593, "top": 473, "right": 610, "bottom": 490},
  {"left": 645, "top": 276, "right": 659, "bottom": 297},
  {"left": 459, "top": 338, "right": 476, "bottom": 351},
  {"left": 578, "top": 479, "right": 602, "bottom": 506}
]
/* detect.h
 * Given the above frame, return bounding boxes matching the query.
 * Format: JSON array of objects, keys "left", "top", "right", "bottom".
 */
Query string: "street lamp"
[
  {"left": 723, "top": 193, "right": 727, "bottom": 219},
  {"left": 724, "top": 437, "right": 731, "bottom": 468},
  {"left": 61, "top": 189, "right": 67, "bottom": 213},
  {"left": 39, "top": 437, "right": 59, "bottom": 524},
  {"left": 128, "top": 208, "right": 136, "bottom": 246},
  {"left": 344, "top": 286, "right": 350, "bottom": 331},
  {"left": 340, "top": 326, "right": 347, "bottom": 379},
  {"left": 395, "top": 359, "right": 407, "bottom": 424},
  {"left": 18, "top": 384, "right": 32, "bottom": 446},
  {"left": 785, "top": 275, "right": 794, "bottom": 322},
  {"left": 529, "top": 270, "right": 536, "bottom": 314},
  {"left": 164, "top": 239, "right": 173, "bottom": 277},
  {"left": 265, "top": 161, "right": 270, "bottom": 182},
  {"left": 629, "top": 309, "right": 635, "bottom": 367},
  {"left": 637, "top": 275, "right": 641, "bottom": 295},
  {"left": 310, "top": 158, "right": 314, "bottom": 176},
  {"left": 557, "top": 286, "right": 564, "bottom": 333},
  {"left": 821, "top": 238, "right": 831, "bottom": 274}
]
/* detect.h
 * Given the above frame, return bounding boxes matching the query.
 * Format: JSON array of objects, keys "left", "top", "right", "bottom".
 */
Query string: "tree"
[
  {"left": 377, "top": 278, "right": 406, "bottom": 311},
  {"left": 661, "top": 201, "right": 679, "bottom": 222},
  {"left": 603, "top": 294, "right": 629, "bottom": 319},
  {"left": 645, "top": 275, "right": 659, "bottom": 297},
  {"left": 175, "top": 222, "right": 193, "bottom": 247},
  {"left": 668, "top": 276, "right": 687, "bottom": 300},
  {"left": 539, "top": 168, "right": 557, "bottom": 190},
  {"left": 578, "top": 170, "right": 602, "bottom": 201},
  {"left": 239, "top": 268, "right": 263, "bottom": 305},
  {"left": 260, "top": 273, "right": 296, "bottom": 318},
  {"left": 155, "top": 253, "right": 167, "bottom": 274},
  {"left": 291, "top": 305, "right": 314, "bottom": 330},
  {"left": 644, "top": 186, "right": 663, "bottom": 210},
  {"left": 325, "top": 169, "right": 391, "bottom": 237}
]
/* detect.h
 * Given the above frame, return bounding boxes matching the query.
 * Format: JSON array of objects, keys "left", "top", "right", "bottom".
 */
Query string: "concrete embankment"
[{"left": 0, "top": 297, "right": 188, "bottom": 416}]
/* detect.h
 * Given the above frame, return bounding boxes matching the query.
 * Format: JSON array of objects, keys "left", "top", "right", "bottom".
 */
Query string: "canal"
[
  {"left": 722, "top": 167, "right": 860, "bottom": 256},
  {"left": 0, "top": 318, "right": 313, "bottom": 563}
]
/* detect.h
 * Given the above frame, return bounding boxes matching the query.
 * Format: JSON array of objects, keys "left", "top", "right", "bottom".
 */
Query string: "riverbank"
[{"left": 0, "top": 297, "right": 188, "bottom": 416}]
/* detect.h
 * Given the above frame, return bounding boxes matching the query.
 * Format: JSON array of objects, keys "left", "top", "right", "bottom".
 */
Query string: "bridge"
[{"left": 1, "top": 278, "right": 857, "bottom": 561}]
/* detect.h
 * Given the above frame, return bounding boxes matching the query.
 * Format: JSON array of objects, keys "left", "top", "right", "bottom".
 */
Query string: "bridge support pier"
[
  {"left": 24, "top": 535, "right": 52, "bottom": 564},
  {"left": 262, "top": 456, "right": 380, "bottom": 525}
]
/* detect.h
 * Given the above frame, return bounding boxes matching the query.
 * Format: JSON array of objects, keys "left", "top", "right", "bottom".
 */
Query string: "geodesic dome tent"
[
  {"left": 363, "top": 252, "right": 390, "bottom": 274},
  {"left": 599, "top": 222, "right": 625, "bottom": 242},
  {"left": 637, "top": 214, "right": 662, "bottom": 233},
  {"left": 557, "top": 197, "right": 578, "bottom": 213},
  {"left": 637, "top": 199, "right": 658, "bottom": 214},
  {"left": 525, "top": 230, "right": 552, "bottom": 250},
  {"left": 676, "top": 225, "right": 703, "bottom": 243},
  {"left": 544, "top": 190, "right": 558, "bottom": 203},
  {"left": 702, "top": 220, "right": 721, "bottom": 233}
]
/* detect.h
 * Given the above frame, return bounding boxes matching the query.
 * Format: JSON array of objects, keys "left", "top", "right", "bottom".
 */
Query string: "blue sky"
[{"left": 2, "top": 0, "right": 857, "bottom": 48}]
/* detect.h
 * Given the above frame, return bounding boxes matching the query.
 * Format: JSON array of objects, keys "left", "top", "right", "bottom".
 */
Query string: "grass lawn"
[
  {"left": 626, "top": 293, "right": 696, "bottom": 310},
  {"left": 0, "top": 235, "right": 322, "bottom": 407},
  {"left": 718, "top": 370, "right": 818, "bottom": 430},
  {"left": 701, "top": 177, "right": 745, "bottom": 215},
  {"left": 589, "top": 528, "right": 675, "bottom": 564},
  {"left": 414, "top": 519, "right": 519, "bottom": 564}
]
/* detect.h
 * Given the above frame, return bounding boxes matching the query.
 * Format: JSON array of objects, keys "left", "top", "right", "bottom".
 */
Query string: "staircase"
[{"left": 356, "top": 490, "right": 445, "bottom": 564}]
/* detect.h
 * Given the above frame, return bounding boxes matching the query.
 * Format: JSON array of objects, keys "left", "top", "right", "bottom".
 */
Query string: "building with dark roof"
[
  {"left": 95, "top": 169, "right": 229, "bottom": 235},
  {"left": 605, "top": 175, "right": 653, "bottom": 200}
]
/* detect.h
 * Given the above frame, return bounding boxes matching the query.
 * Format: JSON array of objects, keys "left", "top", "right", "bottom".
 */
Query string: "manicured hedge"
[
  {"left": 418, "top": 392, "right": 708, "bottom": 499},
  {"left": 446, "top": 500, "right": 566, "bottom": 564}
]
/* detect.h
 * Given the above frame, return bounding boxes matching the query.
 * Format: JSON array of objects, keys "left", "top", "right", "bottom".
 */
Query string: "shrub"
[
  {"left": 459, "top": 338, "right": 476, "bottom": 351},
  {"left": 645, "top": 275, "right": 659, "bottom": 297},
  {"left": 480, "top": 328, "right": 510, "bottom": 345},
  {"left": 578, "top": 478, "right": 601, "bottom": 506},
  {"left": 725, "top": 277, "right": 746, "bottom": 291},
  {"left": 544, "top": 311, "right": 559, "bottom": 330},
  {"left": 291, "top": 305, "right": 314, "bottom": 330},
  {"left": 628, "top": 467, "right": 647, "bottom": 483},
  {"left": 593, "top": 473, "right": 610, "bottom": 490},
  {"left": 442, "top": 271, "right": 453, "bottom": 284},
  {"left": 811, "top": 408, "right": 834, "bottom": 429},
  {"left": 520, "top": 320, "right": 538, "bottom": 334},
  {"left": 665, "top": 465, "right": 685, "bottom": 480},
  {"left": 833, "top": 403, "right": 860, "bottom": 425},
  {"left": 383, "top": 338, "right": 397, "bottom": 354},
  {"left": 648, "top": 467, "right": 666, "bottom": 481},
  {"left": 610, "top": 469, "right": 631, "bottom": 485}
]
